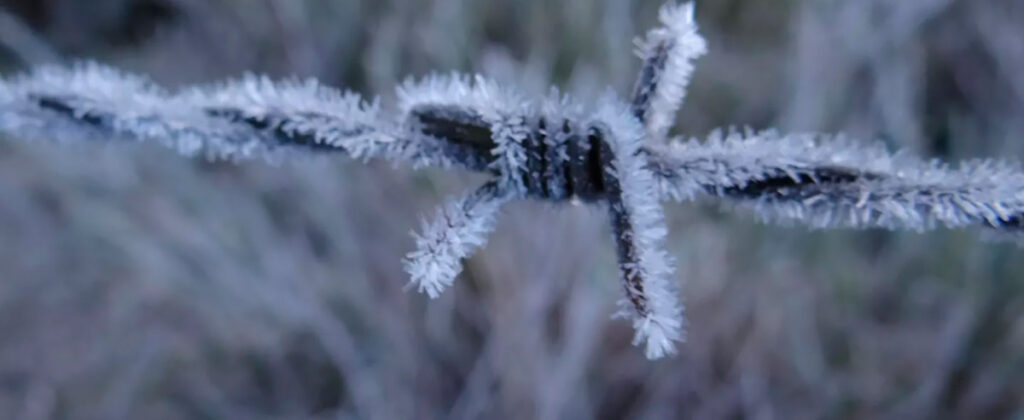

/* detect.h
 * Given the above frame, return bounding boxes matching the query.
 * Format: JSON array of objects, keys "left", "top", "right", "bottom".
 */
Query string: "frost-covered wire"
[
  {"left": 0, "top": 62, "right": 471, "bottom": 168},
  {"left": 398, "top": 73, "right": 536, "bottom": 194},
  {"left": 1, "top": 1, "right": 1022, "bottom": 360},
  {"left": 646, "top": 130, "right": 1024, "bottom": 232}
]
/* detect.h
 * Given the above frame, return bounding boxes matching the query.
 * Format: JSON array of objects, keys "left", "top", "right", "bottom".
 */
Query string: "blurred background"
[{"left": 1, "top": 0, "right": 1023, "bottom": 418}]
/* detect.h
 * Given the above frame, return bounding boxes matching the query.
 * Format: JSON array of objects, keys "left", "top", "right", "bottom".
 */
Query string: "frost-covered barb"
[
  {"left": 1, "top": 1, "right": 1023, "bottom": 359},
  {"left": 404, "top": 180, "right": 515, "bottom": 299},
  {"left": 593, "top": 99, "right": 682, "bottom": 359},
  {"left": 631, "top": 2, "right": 707, "bottom": 143}
]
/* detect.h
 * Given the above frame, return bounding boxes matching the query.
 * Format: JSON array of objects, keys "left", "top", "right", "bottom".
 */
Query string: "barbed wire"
[{"left": 2, "top": 2, "right": 1022, "bottom": 359}]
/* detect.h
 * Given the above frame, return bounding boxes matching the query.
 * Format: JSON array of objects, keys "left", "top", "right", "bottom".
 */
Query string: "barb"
[
  {"left": 404, "top": 180, "right": 515, "bottom": 298},
  {"left": 591, "top": 100, "right": 682, "bottom": 359},
  {"left": 631, "top": 2, "right": 707, "bottom": 142}
]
